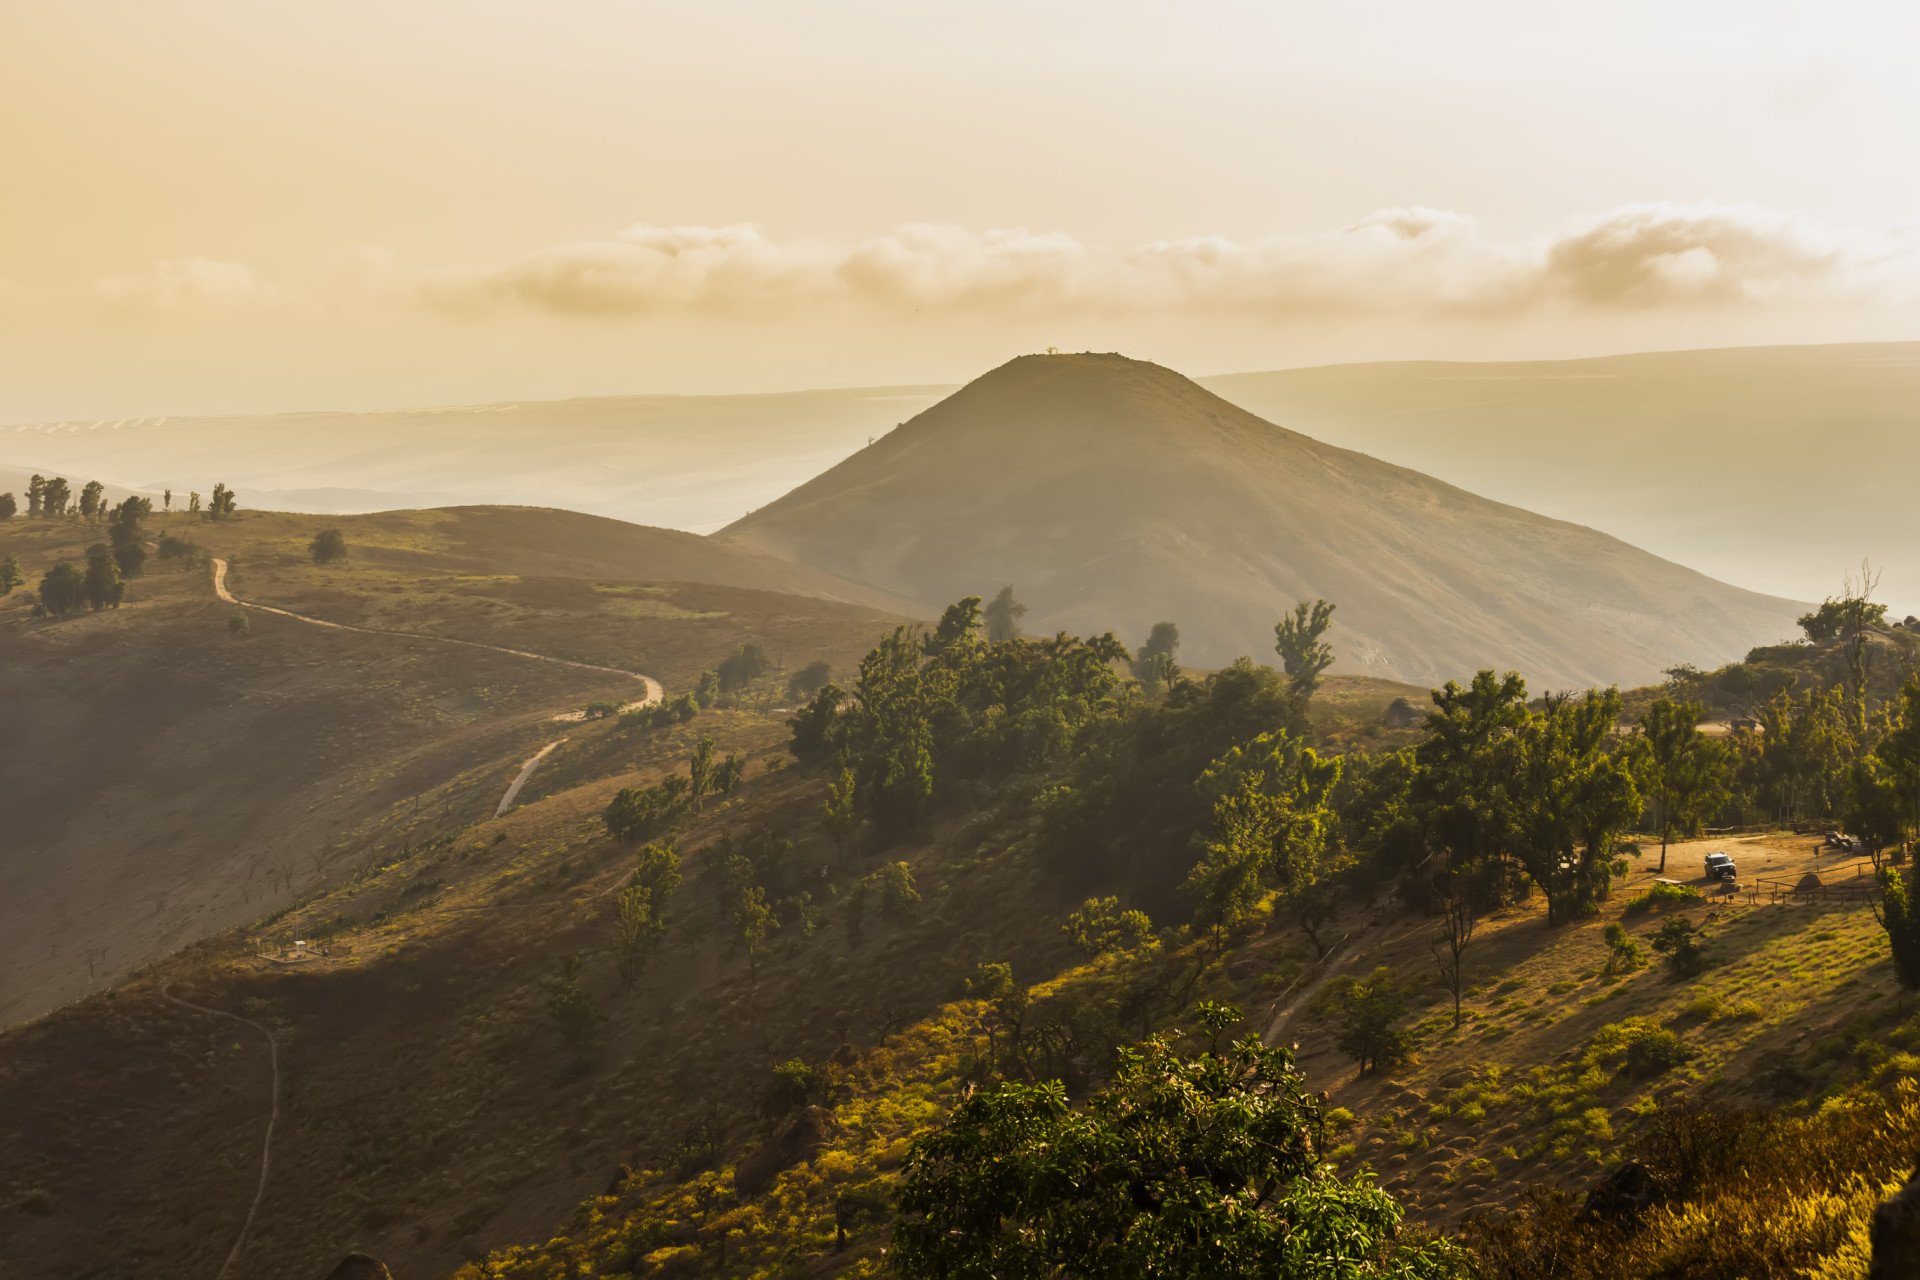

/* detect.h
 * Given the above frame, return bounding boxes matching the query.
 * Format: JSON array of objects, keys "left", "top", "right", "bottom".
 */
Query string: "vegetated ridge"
[{"left": 722, "top": 353, "right": 1804, "bottom": 689}]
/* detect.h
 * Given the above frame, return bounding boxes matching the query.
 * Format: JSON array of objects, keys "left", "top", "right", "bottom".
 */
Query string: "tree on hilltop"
[
  {"left": 0, "top": 553, "right": 22, "bottom": 595},
  {"left": 26, "top": 475, "right": 45, "bottom": 518},
  {"left": 109, "top": 496, "right": 152, "bottom": 578},
  {"left": 1132, "top": 620, "right": 1181, "bottom": 692},
  {"left": 83, "top": 544, "right": 124, "bottom": 610},
  {"left": 0, "top": 492, "right": 15, "bottom": 520},
  {"left": 78, "top": 480, "right": 105, "bottom": 521},
  {"left": 41, "top": 476, "right": 70, "bottom": 518}
]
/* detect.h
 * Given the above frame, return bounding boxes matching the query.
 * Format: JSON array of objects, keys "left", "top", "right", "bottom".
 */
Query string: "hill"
[
  {"left": 721, "top": 353, "right": 1804, "bottom": 690},
  {"left": 0, "top": 506, "right": 908, "bottom": 1025},
  {"left": 1205, "top": 342, "right": 1920, "bottom": 616}
]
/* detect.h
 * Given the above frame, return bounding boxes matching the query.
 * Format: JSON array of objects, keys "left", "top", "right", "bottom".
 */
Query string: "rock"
[
  {"left": 324, "top": 1255, "right": 395, "bottom": 1280},
  {"left": 1582, "top": 1160, "right": 1657, "bottom": 1221},
  {"left": 1871, "top": 1163, "right": 1920, "bottom": 1279}
]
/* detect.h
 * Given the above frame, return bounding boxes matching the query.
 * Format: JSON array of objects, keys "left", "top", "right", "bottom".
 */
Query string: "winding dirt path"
[
  {"left": 209, "top": 557, "right": 664, "bottom": 814},
  {"left": 159, "top": 987, "right": 280, "bottom": 1280}
]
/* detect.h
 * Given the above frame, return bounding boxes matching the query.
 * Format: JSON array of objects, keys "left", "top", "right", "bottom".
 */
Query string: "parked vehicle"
[{"left": 1704, "top": 851, "right": 1737, "bottom": 882}]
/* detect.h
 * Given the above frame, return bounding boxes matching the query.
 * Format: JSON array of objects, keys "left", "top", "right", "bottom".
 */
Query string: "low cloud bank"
[{"left": 10, "top": 203, "right": 1916, "bottom": 322}]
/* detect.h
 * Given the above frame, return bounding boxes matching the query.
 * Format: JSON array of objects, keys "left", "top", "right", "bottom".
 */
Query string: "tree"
[
  {"left": 309, "top": 528, "right": 348, "bottom": 563},
  {"left": 688, "top": 736, "right": 717, "bottom": 806},
  {"left": 1602, "top": 922, "right": 1644, "bottom": 977},
  {"left": 0, "top": 492, "right": 14, "bottom": 521},
  {"left": 983, "top": 585, "right": 1027, "bottom": 643},
  {"left": 787, "top": 659, "right": 832, "bottom": 702},
  {"left": 545, "top": 953, "right": 604, "bottom": 1064},
  {"left": 163, "top": 488, "right": 172, "bottom": 512},
  {"left": 1430, "top": 867, "right": 1479, "bottom": 1029},
  {"left": 715, "top": 753, "right": 746, "bottom": 797},
  {"left": 1506, "top": 689, "right": 1641, "bottom": 924},
  {"left": 1189, "top": 728, "right": 1342, "bottom": 953},
  {"left": 1651, "top": 917, "right": 1705, "bottom": 978},
  {"left": 38, "top": 563, "right": 84, "bottom": 615},
  {"left": 717, "top": 640, "right": 769, "bottom": 693},
  {"left": 609, "top": 842, "right": 682, "bottom": 991},
  {"left": 1639, "top": 697, "right": 1732, "bottom": 873},
  {"left": 78, "top": 480, "right": 105, "bottom": 520},
  {"left": 26, "top": 475, "right": 45, "bottom": 518},
  {"left": 0, "top": 554, "right": 21, "bottom": 595},
  {"left": 41, "top": 476, "right": 70, "bottom": 518},
  {"left": 821, "top": 767, "right": 858, "bottom": 854},
  {"left": 1877, "top": 675, "right": 1920, "bottom": 853},
  {"left": 1132, "top": 620, "right": 1181, "bottom": 693},
  {"left": 188, "top": 491, "right": 202, "bottom": 515},
  {"left": 893, "top": 1018, "right": 1461, "bottom": 1279},
  {"left": 1877, "top": 861, "right": 1920, "bottom": 992},
  {"left": 1274, "top": 598, "right": 1337, "bottom": 698},
  {"left": 1325, "top": 967, "right": 1411, "bottom": 1075},
  {"left": 108, "top": 496, "right": 151, "bottom": 578},
  {"left": 207, "top": 482, "right": 237, "bottom": 519},
  {"left": 732, "top": 884, "right": 778, "bottom": 980},
  {"left": 1061, "top": 896, "right": 1153, "bottom": 958},
  {"left": 83, "top": 544, "right": 123, "bottom": 610}
]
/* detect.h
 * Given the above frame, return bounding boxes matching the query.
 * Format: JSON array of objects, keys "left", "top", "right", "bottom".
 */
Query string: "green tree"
[
  {"left": 545, "top": 953, "right": 604, "bottom": 1064},
  {"left": 612, "top": 884, "right": 663, "bottom": 991},
  {"left": 1602, "top": 921, "right": 1644, "bottom": 976},
  {"left": 163, "top": 488, "right": 172, "bottom": 512},
  {"left": 983, "top": 584, "right": 1027, "bottom": 643},
  {"left": 873, "top": 860, "right": 920, "bottom": 916},
  {"left": 188, "top": 490, "right": 202, "bottom": 515},
  {"left": 821, "top": 767, "right": 858, "bottom": 854},
  {"left": 1132, "top": 620, "right": 1181, "bottom": 693},
  {"left": 894, "top": 1019, "right": 1460, "bottom": 1279},
  {"left": 26, "top": 474, "right": 45, "bottom": 518},
  {"left": 1507, "top": 689, "right": 1641, "bottom": 924},
  {"left": 1061, "top": 896, "right": 1153, "bottom": 958},
  {"left": 1430, "top": 866, "right": 1479, "bottom": 1029},
  {"left": 0, "top": 553, "right": 22, "bottom": 595},
  {"left": 207, "top": 482, "right": 237, "bottom": 519},
  {"left": 1876, "top": 675, "right": 1920, "bottom": 853},
  {"left": 1324, "top": 966, "right": 1411, "bottom": 1075},
  {"left": 83, "top": 544, "right": 124, "bottom": 610},
  {"left": 41, "top": 476, "right": 71, "bottom": 518},
  {"left": 1189, "top": 728, "right": 1342, "bottom": 953},
  {"left": 717, "top": 640, "right": 769, "bottom": 693},
  {"left": 1651, "top": 917, "right": 1706, "bottom": 978},
  {"left": 786, "top": 659, "right": 832, "bottom": 702},
  {"left": 1274, "top": 598, "right": 1337, "bottom": 698},
  {"left": 732, "top": 884, "right": 778, "bottom": 980},
  {"left": 1877, "top": 861, "right": 1920, "bottom": 991},
  {"left": 688, "top": 736, "right": 717, "bottom": 806},
  {"left": 0, "top": 491, "right": 17, "bottom": 520},
  {"left": 309, "top": 527, "right": 348, "bottom": 563},
  {"left": 38, "top": 563, "right": 84, "bottom": 615},
  {"left": 78, "top": 480, "right": 105, "bottom": 520},
  {"left": 1639, "top": 696, "right": 1732, "bottom": 873},
  {"left": 108, "top": 496, "right": 151, "bottom": 578}
]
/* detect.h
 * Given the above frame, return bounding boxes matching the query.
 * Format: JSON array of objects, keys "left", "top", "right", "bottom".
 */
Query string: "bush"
[
  {"left": 1319, "top": 966, "right": 1411, "bottom": 1075},
  {"left": 1625, "top": 882, "right": 1702, "bottom": 915},
  {"left": 309, "top": 527, "right": 348, "bottom": 563},
  {"left": 1652, "top": 917, "right": 1706, "bottom": 978}
]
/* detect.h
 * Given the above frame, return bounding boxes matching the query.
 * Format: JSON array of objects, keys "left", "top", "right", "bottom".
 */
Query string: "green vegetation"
[
  {"left": 309, "top": 527, "right": 348, "bottom": 563},
  {"left": 894, "top": 1022, "right": 1463, "bottom": 1278}
]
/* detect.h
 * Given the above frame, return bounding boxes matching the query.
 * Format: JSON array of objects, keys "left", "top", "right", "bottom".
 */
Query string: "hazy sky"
[{"left": 3, "top": 0, "right": 1918, "bottom": 418}]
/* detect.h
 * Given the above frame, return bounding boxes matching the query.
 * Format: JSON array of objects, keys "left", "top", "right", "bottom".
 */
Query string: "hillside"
[
  {"left": 0, "top": 506, "right": 908, "bottom": 1025},
  {"left": 721, "top": 353, "right": 1804, "bottom": 690},
  {"left": 1206, "top": 342, "right": 1920, "bottom": 615}
]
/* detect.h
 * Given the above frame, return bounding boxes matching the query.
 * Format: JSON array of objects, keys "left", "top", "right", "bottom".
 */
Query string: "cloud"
[
  {"left": 426, "top": 202, "right": 1919, "bottom": 322},
  {"left": 0, "top": 257, "right": 280, "bottom": 316},
  {"left": 10, "top": 204, "right": 1917, "bottom": 326}
]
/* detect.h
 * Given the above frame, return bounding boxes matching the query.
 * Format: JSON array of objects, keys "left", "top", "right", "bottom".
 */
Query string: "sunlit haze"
[{"left": 4, "top": 0, "right": 1918, "bottom": 418}]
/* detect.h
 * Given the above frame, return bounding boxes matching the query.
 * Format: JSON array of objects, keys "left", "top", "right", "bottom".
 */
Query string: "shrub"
[
  {"left": 1604, "top": 922, "right": 1645, "bottom": 976},
  {"left": 1652, "top": 917, "right": 1707, "bottom": 978},
  {"left": 1625, "top": 882, "right": 1702, "bottom": 915},
  {"left": 309, "top": 527, "right": 348, "bottom": 563}
]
